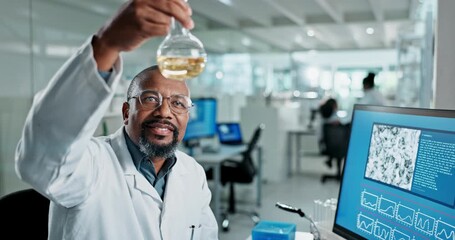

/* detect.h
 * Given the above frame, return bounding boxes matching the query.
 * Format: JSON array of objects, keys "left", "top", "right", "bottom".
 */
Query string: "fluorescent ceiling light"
[
  {"left": 302, "top": 91, "right": 318, "bottom": 99},
  {"left": 307, "top": 30, "right": 315, "bottom": 37},
  {"left": 218, "top": 0, "right": 232, "bottom": 6},
  {"left": 45, "top": 45, "right": 78, "bottom": 57},
  {"left": 366, "top": 27, "right": 375, "bottom": 35},
  {"left": 215, "top": 71, "right": 224, "bottom": 79}
]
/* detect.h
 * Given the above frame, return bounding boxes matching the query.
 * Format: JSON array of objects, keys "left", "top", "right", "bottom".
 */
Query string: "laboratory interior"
[{"left": 1, "top": 0, "right": 454, "bottom": 240}]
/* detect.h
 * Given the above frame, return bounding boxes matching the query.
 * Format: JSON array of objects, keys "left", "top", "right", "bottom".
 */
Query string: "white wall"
[
  {"left": 240, "top": 105, "right": 302, "bottom": 183},
  {"left": 434, "top": 0, "right": 455, "bottom": 109}
]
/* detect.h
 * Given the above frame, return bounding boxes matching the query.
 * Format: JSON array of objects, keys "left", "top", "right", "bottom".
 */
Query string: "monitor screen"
[
  {"left": 334, "top": 105, "right": 455, "bottom": 240},
  {"left": 216, "top": 122, "right": 243, "bottom": 145},
  {"left": 183, "top": 98, "right": 217, "bottom": 141}
]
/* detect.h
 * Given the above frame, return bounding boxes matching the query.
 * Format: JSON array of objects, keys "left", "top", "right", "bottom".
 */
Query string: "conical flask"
[{"left": 156, "top": 15, "right": 207, "bottom": 81}]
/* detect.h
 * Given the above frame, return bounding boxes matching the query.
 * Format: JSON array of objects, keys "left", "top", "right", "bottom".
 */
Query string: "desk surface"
[
  {"left": 285, "top": 126, "right": 316, "bottom": 134},
  {"left": 190, "top": 145, "right": 247, "bottom": 163},
  {"left": 246, "top": 232, "right": 314, "bottom": 240}
]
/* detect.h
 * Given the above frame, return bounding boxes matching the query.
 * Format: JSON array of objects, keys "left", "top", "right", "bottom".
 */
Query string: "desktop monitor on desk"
[
  {"left": 216, "top": 122, "right": 244, "bottom": 145},
  {"left": 183, "top": 98, "right": 217, "bottom": 148},
  {"left": 333, "top": 104, "right": 455, "bottom": 240}
]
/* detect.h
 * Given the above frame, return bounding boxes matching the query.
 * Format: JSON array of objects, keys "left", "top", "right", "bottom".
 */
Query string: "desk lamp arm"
[{"left": 275, "top": 202, "right": 321, "bottom": 240}]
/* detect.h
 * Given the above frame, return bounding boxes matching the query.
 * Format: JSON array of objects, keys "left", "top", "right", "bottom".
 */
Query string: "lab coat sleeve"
[{"left": 15, "top": 36, "right": 123, "bottom": 208}]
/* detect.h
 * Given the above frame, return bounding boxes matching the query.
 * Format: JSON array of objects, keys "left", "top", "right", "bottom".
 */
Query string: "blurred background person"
[
  {"left": 317, "top": 98, "right": 341, "bottom": 168},
  {"left": 359, "top": 72, "right": 386, "bottom": 106}
]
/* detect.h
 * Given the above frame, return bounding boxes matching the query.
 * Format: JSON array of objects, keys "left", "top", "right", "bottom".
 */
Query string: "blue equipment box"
[{"left": 252, "top": 220, "right": 296, "bottom": 240}]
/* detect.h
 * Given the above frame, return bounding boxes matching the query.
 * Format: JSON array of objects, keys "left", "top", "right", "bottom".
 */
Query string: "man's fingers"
[
  {"left": 138, "top": 21, "right": 170, "bottom": 38},
  {"left": 145, "top": 0, "right": 194, "bottom": 29},
  {"left": 139, "top": 6, "right": 172, "bottom": 26},
  {"left": 94, "top": 0, "right": 195, "bottom": 56}
]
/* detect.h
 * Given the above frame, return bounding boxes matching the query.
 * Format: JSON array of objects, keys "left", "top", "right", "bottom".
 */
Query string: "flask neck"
[{"left": 170, "top": 18, "right": 189, "bottom": 36}]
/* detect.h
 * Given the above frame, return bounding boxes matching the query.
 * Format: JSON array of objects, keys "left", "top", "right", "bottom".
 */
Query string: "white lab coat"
[
  {"left": 360, "top": 88, "right": 386, "bottom": 106},
  {"left": 15, "top": 37, "right": 218, "bottom": 240}
]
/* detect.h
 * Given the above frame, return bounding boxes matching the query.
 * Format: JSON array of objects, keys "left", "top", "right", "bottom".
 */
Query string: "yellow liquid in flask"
[{"left": 157, "top": 56, "right": 206, "bottom": 81}]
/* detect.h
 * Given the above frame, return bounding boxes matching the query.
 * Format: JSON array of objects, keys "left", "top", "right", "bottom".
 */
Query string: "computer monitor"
[
  {"left": 333, "top": 104, "right": 455, "bottom": 240},
  {"left": 216, "top": 122, "right": 244, "bottom": 145},
  {"left": 183, "top": 98, "right": 217, "bottom": 143}
]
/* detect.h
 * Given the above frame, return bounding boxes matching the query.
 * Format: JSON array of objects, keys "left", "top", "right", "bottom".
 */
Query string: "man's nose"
[{"left": 153, "top": 98, "right": 173, "bottom": 118}]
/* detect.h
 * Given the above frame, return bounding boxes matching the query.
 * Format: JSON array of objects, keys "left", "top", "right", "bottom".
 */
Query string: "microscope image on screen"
[{"left": 365, "top": 124, "right": 420, "bottom": 190}]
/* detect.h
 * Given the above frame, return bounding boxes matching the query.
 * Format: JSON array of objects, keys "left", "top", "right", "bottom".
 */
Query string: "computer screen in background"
[
  {"left": 216, "top": 122, "right": 244, "bottom": 145},
  {"left": 334, "top": 105, "right": 455, "bottom": 240},
  {"left": 183, "top": 98, "right": 217, "bottom": 143}
]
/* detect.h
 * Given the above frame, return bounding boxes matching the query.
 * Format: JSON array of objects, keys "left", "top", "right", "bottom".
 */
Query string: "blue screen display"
[
  {"left": 334, "top": 105, "right": 455, "bottom": 240},
  {"left": 183, "top": 98, "right": 217, "bottom": 141},
  {"left": 216, "top": 123, "right": 243, "bottom": 144}
]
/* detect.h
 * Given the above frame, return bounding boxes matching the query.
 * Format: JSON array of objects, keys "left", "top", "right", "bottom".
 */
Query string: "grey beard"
[{"left": 138, "top": 129, "right": 179, "bottom": 159}]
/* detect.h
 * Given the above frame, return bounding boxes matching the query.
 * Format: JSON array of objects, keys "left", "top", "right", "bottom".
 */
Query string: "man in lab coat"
[{"left": 14, "top": 0, "right": 218, "bottom": 239}]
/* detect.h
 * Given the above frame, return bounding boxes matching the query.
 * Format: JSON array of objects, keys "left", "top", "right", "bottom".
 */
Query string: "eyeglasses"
[{"left": 128, "top": 90, "right": 193, "bottom": 114}]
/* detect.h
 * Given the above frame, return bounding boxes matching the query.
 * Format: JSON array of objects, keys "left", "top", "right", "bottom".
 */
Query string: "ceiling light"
[
  {"left": 307, "top": 30, "right": 315, "bottom": 37},
  {"left": 302, "top": 91, "right": 318, "bottom": 99},
  {"left": 218, "top": 0, "right": 232, "bottom": 6},
  {"left": 366, "top": 27, "right": 375, "bottom": 35},
  {"left": 45, "top": 45, "right": 78, "bottom": 57},
  {"left": 215, "top": 71, "right": 224, "bottom": 79}
]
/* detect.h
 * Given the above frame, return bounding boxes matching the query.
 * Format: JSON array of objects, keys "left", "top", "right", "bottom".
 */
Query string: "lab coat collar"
[
  {"left": 108, "top": 127, "right": 190, "bottom": 200},
  {"left": 109, "top": 127, "right": 140, "bottom": 175},
  {"left": 109, "top": 128, "right": 160, "bottom": 200}
]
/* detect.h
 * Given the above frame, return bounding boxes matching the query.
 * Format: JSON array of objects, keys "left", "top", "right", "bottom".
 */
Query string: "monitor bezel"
[{"left": 332, "top": 104, "right": 455, "bottom": 240}]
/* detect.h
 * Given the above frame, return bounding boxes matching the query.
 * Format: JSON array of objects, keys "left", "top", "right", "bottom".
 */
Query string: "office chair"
[
  {"left": 321, "top": 123, "right": 350, "bottom": 183},
  {"left": 0, "top": 188, "right": 50, "bottom": 239},
  {"left": 206, "top": 123, "right": 265, "bottom": 231}
]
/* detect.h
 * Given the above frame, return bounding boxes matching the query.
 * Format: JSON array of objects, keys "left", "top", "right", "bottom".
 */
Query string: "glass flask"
[{"left": 156, "top": 12, "right": 207, "bottom": 81}]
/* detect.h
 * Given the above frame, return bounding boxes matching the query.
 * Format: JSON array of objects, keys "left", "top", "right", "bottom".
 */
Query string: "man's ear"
[{"left": 122, "top": 102, "right": 129, "bottom": 125}]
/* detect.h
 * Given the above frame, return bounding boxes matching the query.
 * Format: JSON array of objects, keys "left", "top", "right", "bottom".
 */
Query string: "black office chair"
[
  {"left": 321, "top": 123, "right": 350, "bottom": 183},
  {"left": 207, "top": 123, "right": 265, "bottom": 231},
  {"left": 0, "top": 188, "right": 50, "bottom": 239}
]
